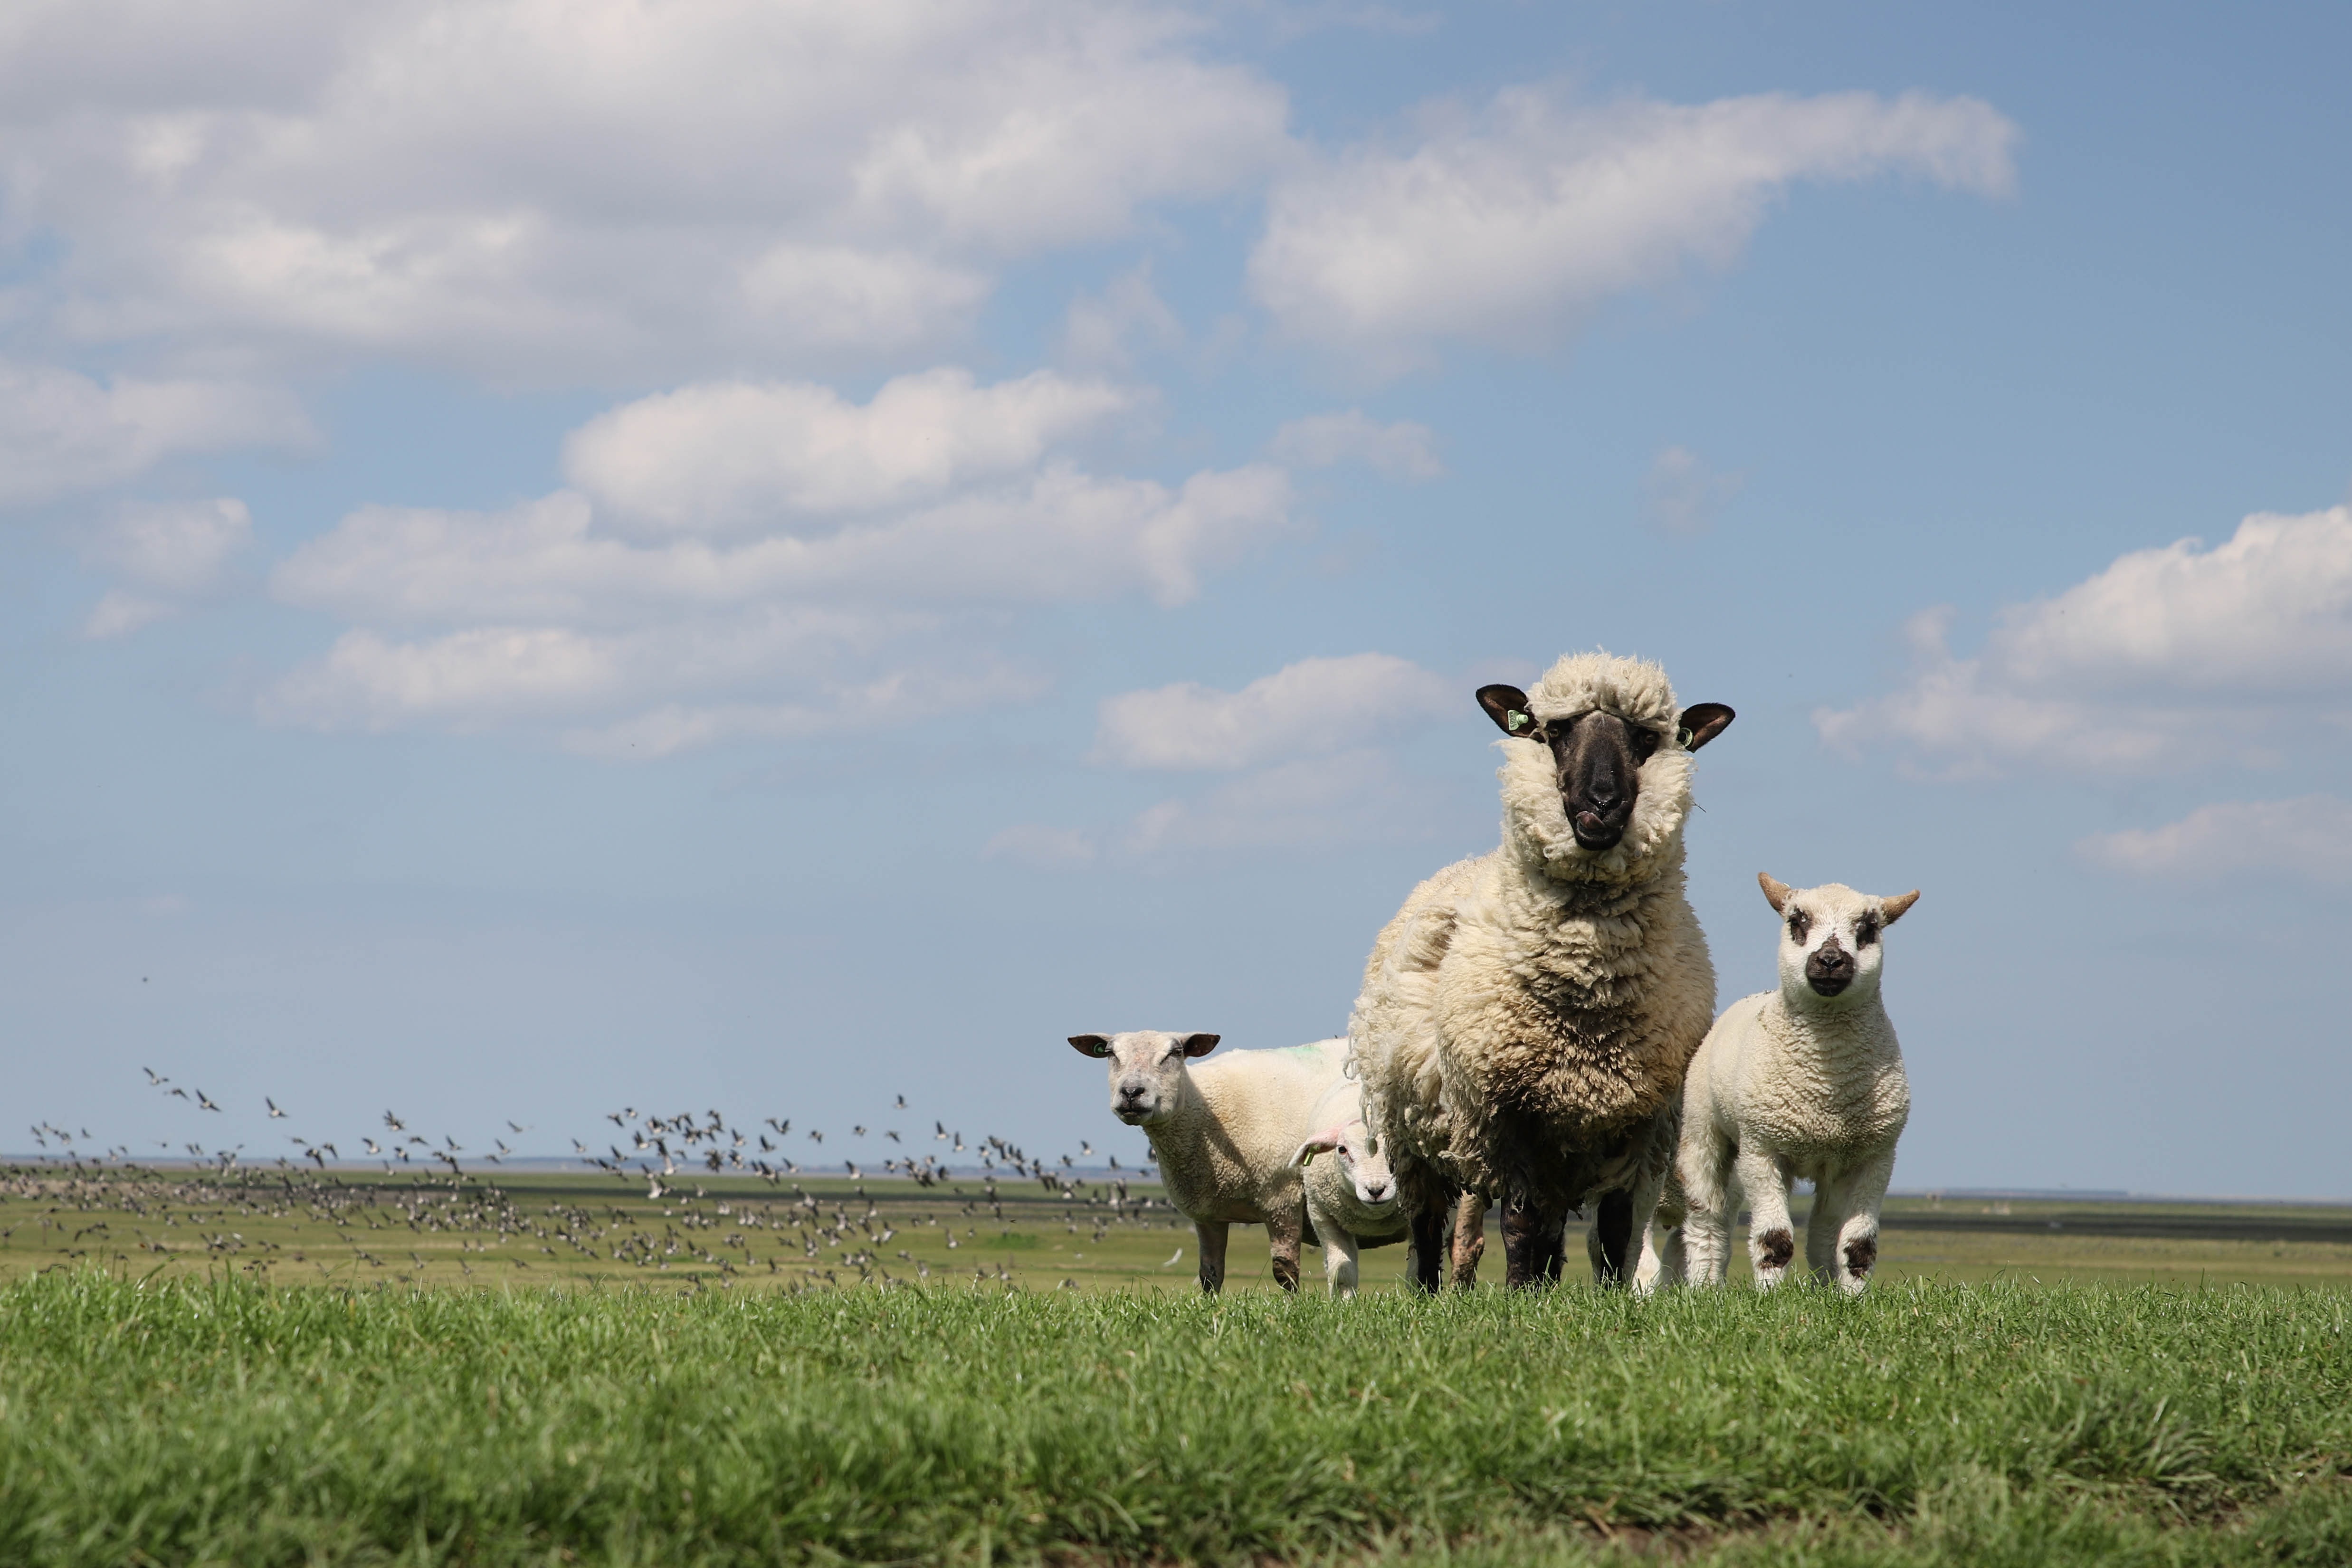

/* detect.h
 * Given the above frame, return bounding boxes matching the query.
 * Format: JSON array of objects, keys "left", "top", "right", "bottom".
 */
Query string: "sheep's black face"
[{"left": 1476, "top": 686, "right": 1733, "bottom": 854}]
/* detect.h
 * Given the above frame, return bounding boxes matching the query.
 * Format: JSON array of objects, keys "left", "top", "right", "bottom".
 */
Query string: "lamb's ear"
[
  {"left": 1179, "top": 1033, "right": 1221, "bottom": 1057},
  {"left": 1068, "top": 1035, "right": 1113, "bottom": 1058},
  {"left": 1677, "top": 703, "right": 1735, "bottom": 751},
  {"left": 1291, "top": 1132, "right": 1342, "bottom": 1168},
  {"left": 1880, "top": 890, "right": 1921, "bottom": 925},
  {"left": 1476, "top": 684, "right": 1540, "bottom": 739},
  {"left": 1758, "top": 873, "right": 1794, "bottom": 914}
]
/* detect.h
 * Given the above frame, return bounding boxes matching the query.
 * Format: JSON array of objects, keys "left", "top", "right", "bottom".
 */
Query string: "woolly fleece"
[{"left": 1351, "top": 651, "right": 1722, "bottom": 1213}]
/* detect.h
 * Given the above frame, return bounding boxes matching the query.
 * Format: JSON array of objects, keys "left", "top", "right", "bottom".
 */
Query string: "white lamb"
[
  {"left": 1638, "top": 874, "right": 1920, "bottom": 1296},
  {"left": 1289, "top": 1077, "right": 1409, "bottom": 1297},
  {"left": 1069, "top": 1032, "right": 1346, "bottom": 1293}
]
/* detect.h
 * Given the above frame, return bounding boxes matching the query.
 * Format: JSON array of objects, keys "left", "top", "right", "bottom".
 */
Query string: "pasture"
[
  {"left": 3, "top": 1163, "right": 2350, "bottom": 1565},
  {"left": 0, "top": 1270, "right": 2347, "bottom": 1566}
]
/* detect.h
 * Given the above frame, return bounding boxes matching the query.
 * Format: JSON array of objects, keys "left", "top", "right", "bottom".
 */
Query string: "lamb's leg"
[
  {"left": 1195, "top": 1219, "right": 1229, "bottom": 1295},
  {"left": 1825, "top": 1148, "right": 1896, "bottom": 1296},
  {"left": 1634, "top": 1163, "right": 1689, "bottom": 1294},
  {"left": 1501, "top": 1194, "right": 1564, "bottom": 1290},
  {"left": 1736, "top": 1148, "right": 1797, "bottom": 1291},
  {"left": 1605, "top": 1142, "right": 1672, "bottom": 1292},
  {"left": 1266, "top": 1206, "right": 1304, "bottom": 1294},
  {"left": 1803, "top": 1167, "right": 1844, "bottom": 1283},
  {"left": 1449, "top": 1192, "right": 1487, "bottom": 1289},
  {"left": 1407, "top": 1201, "right": 1446, "bottom": 1294},
  {"left": 1677, "top": 1133, "right": 1738, "bottom": 1287},
  {"left": 1323, "top": 1223, "right": 1361, "bottom": 1298}
]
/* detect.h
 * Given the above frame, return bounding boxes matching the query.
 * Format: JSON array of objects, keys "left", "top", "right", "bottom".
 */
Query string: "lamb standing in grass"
[
  {"left": 1290, "top": 1077, "right": 1409, "bottom": 1297},
  {"left": 1638, "top": 875, "right": 1920, "bottom": 1295},
  {"left": 1069, "top": 1032, "right": 1345, "bottom": 1293}
]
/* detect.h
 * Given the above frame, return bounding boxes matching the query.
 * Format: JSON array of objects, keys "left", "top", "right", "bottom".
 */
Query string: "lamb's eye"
[
  {"left": 1628, "top": 728, "right": 1660, "bottom": 764},
  {"left": 1787, "top": 913, "right": 1810, "bottom": 942},
  {"left": 1855, "top": 920, "right": 1879, "bottom": 948}
]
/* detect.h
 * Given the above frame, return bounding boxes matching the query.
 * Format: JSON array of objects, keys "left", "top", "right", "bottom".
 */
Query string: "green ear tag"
[{"left": 1508, "top": 711, "right": 1529, "bottom": 731}]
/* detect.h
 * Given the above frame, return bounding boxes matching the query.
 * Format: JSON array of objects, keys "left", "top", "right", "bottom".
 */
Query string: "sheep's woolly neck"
[
  {"left": 1503, "top": 650, "right": 1693, "bottom": 889},
  {"left": 1352, "top": 650, "right": 1719, "bottom": 1210}
]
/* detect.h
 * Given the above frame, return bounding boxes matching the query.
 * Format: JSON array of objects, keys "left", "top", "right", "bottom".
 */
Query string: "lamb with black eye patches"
[{"left": 1636, "top": 874, "right": 1921, "bottom": 1296}]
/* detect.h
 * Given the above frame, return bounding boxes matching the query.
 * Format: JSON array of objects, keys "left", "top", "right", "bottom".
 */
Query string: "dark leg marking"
[
  {"left": 1756, "top": 1227, "right": 1795, "bottom": 1270},
  {"left": 1409, "top": 1206, "right": 1446, "bottom": 1294},
  {"left": 1595, "top": 1189, "right": 1634, "bottom": 1284},
  {"left": 1844, "top": 1234, "right": 1877, "bottom": 1277},
  {"left": 1272, "top": 1254, "right": 1300, "bottom": 1292}
]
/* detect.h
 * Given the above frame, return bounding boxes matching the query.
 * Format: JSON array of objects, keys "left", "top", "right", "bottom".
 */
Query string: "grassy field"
[
  {"left": 0, "top": 1271, "right": 2347, "bottom": 1565},
  {"left": 8, "top": 1162, "right": 2352, "bottom": 1294}
]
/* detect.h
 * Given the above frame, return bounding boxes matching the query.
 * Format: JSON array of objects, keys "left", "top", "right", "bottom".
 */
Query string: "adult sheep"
[{"left": 1349, "top": 651, "right": 1733, "bottom": 1291}]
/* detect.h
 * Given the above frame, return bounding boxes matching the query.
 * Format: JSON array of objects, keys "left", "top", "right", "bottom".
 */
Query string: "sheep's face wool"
[
  {"left": 1502, "top": 651, "right": 1694, "bottom": 889},
  {"left": 1070, "top": 1030, "right": 1219, "bottom": 1127}
]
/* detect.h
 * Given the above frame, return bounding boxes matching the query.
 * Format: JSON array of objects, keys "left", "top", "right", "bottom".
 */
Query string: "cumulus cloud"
[
  {"left": 78, "top": 495, "right": 255, "bottom": 636},
  {"left": 1267, "top": 411, "right": 1442, "bottom": 479},
  {"left": 2, "top": 0, "right": 1290, "bottom": 378},
  {"left": 562, "top": 368, "right": 1133, "bottom": 534},
  {"left": 1060, "top": 264, "right": 1184, "bottom": 370},
  {"left": 2078, "top": 796, "right": 2352, "bottom": 884},
  {"left": 1091, "top": 652, "right": 1453, "bottom": 770},
  {"left": 262, "top": 369, "right": 1296, "bottom": 744},
  {"left": 1642, "top": 445, "right": 1742, "bottom": 536},
  {"left": 1250, "top": 86, "right": 2017, "bottom": 366},
  {"left": 1817, "top": 506, "right": 2352, "bottom": 776},
  {"left": 0, "top": 361, "right": 308, "bottom": 509}
]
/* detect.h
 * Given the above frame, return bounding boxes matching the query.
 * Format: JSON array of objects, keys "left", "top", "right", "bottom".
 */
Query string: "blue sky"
[{"left": 3, "top": 2, "right": 2348, "bottom": 1196}]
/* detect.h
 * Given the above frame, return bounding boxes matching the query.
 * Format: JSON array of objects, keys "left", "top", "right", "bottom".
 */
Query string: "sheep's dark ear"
[
  {"left": 1477, "top": 684, "right": 1539, "bottom": 738},
  {"left": 1758, "top": 873, "right": 1793, "bottom": 913},
  {"left": 1880, "top": 890, "right": 1921, "bottom": 925},
  {"left": 1677, "top": 703, "right": 1735, "bottom": 751},
  {"left": 1179, "top": 1033, "right": 1220, "bottom": 1057},
  {"left": 1068, "top": 1035, "right": 1113, "bottom": 1057}
]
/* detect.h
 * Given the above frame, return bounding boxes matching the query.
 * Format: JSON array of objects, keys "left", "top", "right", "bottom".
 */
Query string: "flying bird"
[
  {"left": 383, "top": 1111, "right": 405, "bottom": 1131},
  {"left": 195, "top": 1090, "right": 221, "bottom": 1112},
  {"left": 894, "top": 1094, "right": 907, "bottom": 1109},
  {"left": 266, "top": 1097, "right": 286, "bottom": 1118}
]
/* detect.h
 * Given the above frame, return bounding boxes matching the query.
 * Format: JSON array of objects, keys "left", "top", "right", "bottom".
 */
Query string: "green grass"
[{"left": 0, "top": 1273, "right": 2347, "bottom": 1565}]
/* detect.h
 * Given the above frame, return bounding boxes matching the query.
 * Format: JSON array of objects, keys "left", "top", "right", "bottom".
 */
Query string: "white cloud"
[
  {"left": 3, "top": 1, "right": 1290, "bottom": 378},
  {"left": 1267, "top": 411, "right": 1441, "bottom": 479},
  {"left": 1123, "top": 749, "right": 1435, "bottom": 854},
  {"left": 1642, "top": 445, "right": 1742, "bottom": 536},
  {"left": 0, "top": 361, "right": 307, "bottom": 509},
  {"left": 1249, "top": 86, "right": 2016, "bottom": 365},
  {"left": 262, "top": 369, "right": 1297, "bottom": 744},
  {"left": 1817, "top": 506, "right": 2352, "bottom": 776},
  {"left": 1091, "top": 652, "right": 1453, "bottom": 770},
  {"left": 1060, "top": 264, "right": 1183, "bottom": 370},
  {"left": 561, "top": 368, "right": 1133, "bottom": 534},
  {"left": 78, "top": 495, "right": 255, "bottom": 636},
  {"left": 2078, "top": 796, "right": 2352, "bottom": 884}
]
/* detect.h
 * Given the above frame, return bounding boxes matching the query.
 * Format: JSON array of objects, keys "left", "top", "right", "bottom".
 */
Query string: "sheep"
[
  {"left": 1637, "top": 874, "right": 1920, "bottom": 1295},
  {"left": 1289, "top": 1076, "right": 1409, "bottom": 1296},
  {"left": 1349, "top": 651, "right": 1734, "bottom": 1291},
  {"left": 1068, "top": 1031, "right": 1346, "bottom": 1293}
]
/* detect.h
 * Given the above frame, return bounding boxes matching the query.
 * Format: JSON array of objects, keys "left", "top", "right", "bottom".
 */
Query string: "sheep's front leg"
[
  {"left": 1608, "top": 1150, "right": 1671, "bottom": 1292},
  {"left": 1736, "top": 1147, "right": 1797, "bottom": 1290},
  {"left": 1322, "top": 1224, "right": 1361, "bottom": 1298},
  {"left": 1266, "top": 1205, "right": 1304, "bottom": 1294},
  {"left": 1195, "top": 1220, "right": 1229, "bottom": 1295},
  {"left": 1821, "top": 1147, "right": 1896, "bottom": 1296},
  {"left": 1407, "top": 1201, "right": 1446, "bottom": 1294},
  {"left": 1676, "top": 1133, "right": 1738, "bottom": 1286},
  {"left": 1501, "top": 1195, "right": 1565, "bottom": 1290},
  {"left": 1449, "top": 1191, "right": 1487, "bottom": 1289}
]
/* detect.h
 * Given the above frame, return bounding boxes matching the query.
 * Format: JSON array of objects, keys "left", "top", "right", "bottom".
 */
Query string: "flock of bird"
[{"left": 4, "top": 1071, "right": 1172, "bottom": 1294}]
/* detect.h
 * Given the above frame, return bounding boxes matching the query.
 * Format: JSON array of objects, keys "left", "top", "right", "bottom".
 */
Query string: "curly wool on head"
[{"left": 1502, "top": 651, "right": 1695, "bottom": 888}]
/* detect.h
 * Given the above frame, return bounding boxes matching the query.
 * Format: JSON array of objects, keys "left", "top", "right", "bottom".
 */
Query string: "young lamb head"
[
  {"left": 1068, "top": 1031, "right": 1219, "bottom": 1126},
  {"left": 1758, "top": 874, "right": 1921, "bottom": 1007},
  {"left": 1476, "top": 651, "right": 1733, "bottom": 872},
  {"left": 1291, "top": 1116, "right": 1399, "bottom": 1215}
]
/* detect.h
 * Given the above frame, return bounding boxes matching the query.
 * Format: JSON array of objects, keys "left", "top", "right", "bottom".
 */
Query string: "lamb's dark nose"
[
  {"left": 1364, "top": 1180, "right": 1390, "bottom": 1202},
  {"left": 1806, "top": 939, "right": 1854, "bottom": 995}
]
